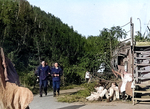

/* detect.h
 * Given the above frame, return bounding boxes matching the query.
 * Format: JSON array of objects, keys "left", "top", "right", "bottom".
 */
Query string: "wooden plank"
[
  {"left": 135, "top": 45, "right": 150, "bottom": 47},
  {"left": 134, "top": 91, "right": 150, "bottom": 94},
  {"left": 138, "top": 77, "right": 150, "bottom": 80},
  {"left": 135, "top": 54, "right": 139, "bottom": 82},
  {"left": 135, "top": 84, "right": 150, "bottom": 87},
  {"left": 134, "top": 98, "right": 150, "bottom": 101},
  {"left": 137, "top": 70, "right": 150, "bottom": 73},
  {"left": 135, "top": 51, "right": 150, "bottom": 53},
  {"left": 135, "top": 42, "right": 150, "bottom": 46},
  {"left": 134, "top": 51, "right": 150, "bottom": 54},
  {"left": 135, "top": 57, "right": 150, "bottom": 60},
  {"left": 136, "top": 64, "right": 150, "bottom": 66},
  {"left": 138, "top": 102, "right": 150, "bottom": 104}
]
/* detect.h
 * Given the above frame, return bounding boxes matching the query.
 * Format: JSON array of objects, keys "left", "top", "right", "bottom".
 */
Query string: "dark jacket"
[
  {"left": 51, "top": 67, "right": 62, "bottom": 81},
  {"left": 37, "top": 65, "right": 50, "bottom": 80}
]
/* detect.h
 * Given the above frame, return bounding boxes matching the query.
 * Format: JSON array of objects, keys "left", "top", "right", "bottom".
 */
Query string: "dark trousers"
[
  {"left": 53, "top": 81, "right": 60, "bottom": 93},
  {"left": 122, "top": 91, "right": 125, "bottom": 100},
  {"left": 86, "top": 78, "right": 89, "bottom": 82},
  {"left": 39, "top": 79, "right": 48, "bottom": 95}
]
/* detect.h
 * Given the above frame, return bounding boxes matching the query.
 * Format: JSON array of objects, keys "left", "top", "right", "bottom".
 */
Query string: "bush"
[
  {"left": 57, "top": 82, "right": 96, "bottom": 103},
  {"left": 19, "top": 71, "right": 36, "bottom": 87},
  {"left": 63, "top": 65, "right": 86, "bottom": 85}
]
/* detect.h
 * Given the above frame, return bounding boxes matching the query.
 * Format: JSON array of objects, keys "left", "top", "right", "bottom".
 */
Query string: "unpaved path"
[
  {"left": 78, "top": 102, "right": 150, "bottom": 109},
  {"left": 29, "top": 88, "right": 150, "bottom": 109}
]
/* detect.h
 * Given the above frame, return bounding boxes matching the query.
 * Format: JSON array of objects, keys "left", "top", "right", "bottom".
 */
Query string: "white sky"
[{"left": 28, "top": 0, "right": 150, "bottom": 39}]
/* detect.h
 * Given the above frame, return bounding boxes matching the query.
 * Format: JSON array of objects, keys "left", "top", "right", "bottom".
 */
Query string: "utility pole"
[
  {"left": 137, "top": 18, "right": 141, "bottom": 37},
  {"left": 130, "top": 17, "right": 134, "bottom": 80},
  {"left": 131, "top": 18, "right": 134, "bottom": 46},
  {"left": 130, "top": 18, "right": 136, "bottom": 105}
]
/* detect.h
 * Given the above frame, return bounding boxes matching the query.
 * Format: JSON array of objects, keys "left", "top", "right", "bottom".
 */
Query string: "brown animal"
[{"left": 0, "top": 49, "right": 33, "bottom": 109}]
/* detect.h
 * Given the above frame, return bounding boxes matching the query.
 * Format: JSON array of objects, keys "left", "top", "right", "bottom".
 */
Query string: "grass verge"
[
  {"left": 57, "top": 82, "right": 96, "bottom": 103},
  {"left": 60, "top": 84, "right": 78, "bottom": 90}
]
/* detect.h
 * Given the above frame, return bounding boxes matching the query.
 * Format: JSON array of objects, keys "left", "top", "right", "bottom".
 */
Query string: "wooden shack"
[{"left": 111, "top": 41, "right": 150, "bottom": 105}]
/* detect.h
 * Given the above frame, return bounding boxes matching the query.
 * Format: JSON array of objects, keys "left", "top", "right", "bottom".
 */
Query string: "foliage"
[
  {"left": 19, "top": 71, "right": 36, "bottom": 87},
  {"left": 57, "top": 82, "right": 96, "bottom": 103},
  {"left": 135, "top": 31, "right": 150, "bottom": 42},
  {"left": 0, "top": 0, "right": 127, "bottom": 86}
]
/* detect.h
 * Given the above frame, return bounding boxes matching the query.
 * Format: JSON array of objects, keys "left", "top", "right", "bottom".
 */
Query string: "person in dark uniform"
[
  {"left": 37, "top": 61, "right": 50, "bottom": 97},
  {"left": 51, "top": 62, "right": 62, "bottom": 97}
]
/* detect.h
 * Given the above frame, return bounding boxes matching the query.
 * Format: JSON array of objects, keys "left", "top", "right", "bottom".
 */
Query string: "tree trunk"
[
  {"left": 36, "top": 41, "right": 41, "bottom": 63},
  {"left": 109, "top": 35, "right": 112, "bottom": 58}
]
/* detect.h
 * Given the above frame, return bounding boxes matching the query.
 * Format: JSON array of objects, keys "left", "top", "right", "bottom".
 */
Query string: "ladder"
[{"left": 133, "top": 47, "right": 150, "bottom": 105}]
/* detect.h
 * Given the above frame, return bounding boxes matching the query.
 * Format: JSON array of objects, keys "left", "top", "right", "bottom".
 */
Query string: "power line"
[
  {"left": 121, "top": 22, "right": 130, "bottom": 28},
  {"left": 125, "top": 30, "right": 130, "bottom": 34}
]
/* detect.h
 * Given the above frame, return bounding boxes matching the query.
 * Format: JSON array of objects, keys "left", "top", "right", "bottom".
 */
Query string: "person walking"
[
  {"left": 37, "top": 61, "right": 50, "bottom": 97},
  {"left": 85, "top": 71, "right": 90, "bottom": 83},
  {"left": 51, "top": 62, "right": 62, "bottom": 97}
]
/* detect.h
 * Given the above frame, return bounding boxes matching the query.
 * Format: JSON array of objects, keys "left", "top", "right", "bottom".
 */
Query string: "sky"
[{"left": 28, "top": 0, "right": 150, "bottom": 39}]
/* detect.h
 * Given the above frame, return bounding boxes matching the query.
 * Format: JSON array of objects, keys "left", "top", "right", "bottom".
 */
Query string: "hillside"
[{"left": 0, "top": 0, "right": 126, "bottom": 86}]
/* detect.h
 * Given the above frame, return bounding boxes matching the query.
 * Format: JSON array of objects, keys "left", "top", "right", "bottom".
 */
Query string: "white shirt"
[
  {"left": 85, "top": 72, "right": 90, "bottom": 78},
  {"left": 121, "top": 73, "right": 132, "bottom": 92}
]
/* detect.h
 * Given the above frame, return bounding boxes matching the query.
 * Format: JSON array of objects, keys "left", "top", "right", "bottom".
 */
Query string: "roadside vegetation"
[
  {"left": 57, "top": 73, "right": 122, "bottom": 103},
  {"left": 1, "top": 0, "right": 148, "bottom": 92},
  {"left": 57, "top": 82, "right": 96, "bottom": 103}
]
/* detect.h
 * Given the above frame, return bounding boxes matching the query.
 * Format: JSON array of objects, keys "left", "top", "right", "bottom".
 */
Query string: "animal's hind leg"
[
  {"left": 25, "top": 106, "right": 30, "bottom": 109},
  {"left": 13, "top": 94, "right": 20, "bottom": 109}
]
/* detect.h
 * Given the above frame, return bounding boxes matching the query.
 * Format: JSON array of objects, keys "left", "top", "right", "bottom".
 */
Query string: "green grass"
[
  {"left": 57, "top": 89, "right": 90, "bottom": 103},
  {"left": 60, "top": 84, "right": 78, "bottom": 90},
  {"left": 57, "top": 82, "right": 96, "bottom": 103}
]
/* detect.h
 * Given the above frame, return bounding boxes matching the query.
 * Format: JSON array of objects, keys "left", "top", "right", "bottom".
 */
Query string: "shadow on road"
[{"left": 57, "top": 105, "right": 85, "bottom": 109}]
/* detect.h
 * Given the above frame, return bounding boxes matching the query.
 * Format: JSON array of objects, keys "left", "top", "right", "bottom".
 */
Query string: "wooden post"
[
  {"left": 130, "top": 17, "right": 134, "bottom": 79},
  {"left": 130, "top": 17, "right": 135, "bottom": 105}
]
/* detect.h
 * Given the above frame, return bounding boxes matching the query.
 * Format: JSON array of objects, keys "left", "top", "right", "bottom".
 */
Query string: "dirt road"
[{"left": 29, "top": 89, "right": 150, "bottom": 109}]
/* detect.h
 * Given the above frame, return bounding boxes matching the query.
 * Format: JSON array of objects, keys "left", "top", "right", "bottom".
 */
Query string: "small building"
[{"left": 111, "top": 40, "right": 150, "bottom": 104}]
